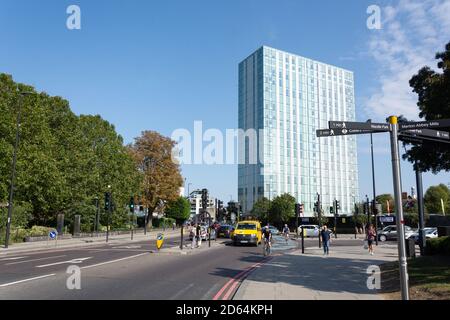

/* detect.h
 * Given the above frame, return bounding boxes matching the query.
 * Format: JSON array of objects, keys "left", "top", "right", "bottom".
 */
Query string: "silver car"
[{"left": 378, "top": 225, "right": 415, "bottom": 242}]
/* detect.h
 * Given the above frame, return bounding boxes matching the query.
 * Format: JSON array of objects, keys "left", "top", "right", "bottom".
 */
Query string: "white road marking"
[
  {"left": 81, "top": 253, "right": 148, "bottom": 270},
  {"left": 0, "top": 274, "right": 56, "bottom": 287},
  {"left": 0, "top": 256, "right": 27, "bottom": 262},
  {"left": 112, "top": 245, "right": 142, "bottom": 249},
  {"left": 36, "top": 257, "right": 92, "bottom": 268},
  {"left": 5, "top": 255, "right": 67, "bottom": 266}
]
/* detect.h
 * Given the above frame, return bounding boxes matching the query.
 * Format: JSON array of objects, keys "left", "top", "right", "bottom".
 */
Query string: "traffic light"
[
  {"left": 218, "top": 200, "right": 223, "bottom": 209},
  {"left": 129, "top": 196, "right": 135, "bottom": 213},
  {"left": 336, "top": 200, "right": 340, "bottom": 210},
  {"left": 330, "top": 206, "right": 334, "bottom": 214},
  {"left": 295, "top": 203, "right": 300, "bottom": 217},
  {"left": 313, "top": 201, "right": 318, "bottom": 213},
  {"left": 201, "top": 188, "right": 208, "bottom": 209},
  {"left": 104, "top": 192, "right": 111, "bottom": 211},
  {"left": 299, "top": 204, "right": 304, "bottom": 215}
]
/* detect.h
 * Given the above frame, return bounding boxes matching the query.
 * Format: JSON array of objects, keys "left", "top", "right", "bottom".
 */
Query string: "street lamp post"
[{"left": 5, "top": 91, "right": 34, "bottom": 248}]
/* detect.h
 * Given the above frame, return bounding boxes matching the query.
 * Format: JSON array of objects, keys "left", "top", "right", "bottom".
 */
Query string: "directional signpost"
[
  {"left": 316, "top": 116, "right": 450, "bottom": 301},
  {"left": 47, "top": 230, "right": 58, "bottom": 247}
]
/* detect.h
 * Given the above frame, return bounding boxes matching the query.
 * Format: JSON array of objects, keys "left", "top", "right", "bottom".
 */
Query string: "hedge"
[{"left": 425, "top": 236, "right": 450, "bottom": 256}]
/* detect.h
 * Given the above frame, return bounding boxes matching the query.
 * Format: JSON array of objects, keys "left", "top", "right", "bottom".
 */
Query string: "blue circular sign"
[{"left": 49, "top": 231, "right": 57, "bottom": 239}]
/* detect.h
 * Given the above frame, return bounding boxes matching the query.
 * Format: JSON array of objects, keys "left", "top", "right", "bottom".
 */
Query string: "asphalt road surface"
[{"left": 0, "top": 235, "right": 364, "bottom": 299}]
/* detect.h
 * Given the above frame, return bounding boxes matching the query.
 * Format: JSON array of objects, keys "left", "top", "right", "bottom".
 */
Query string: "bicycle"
[
  {"left": 263, "top": 237, "right": 271, "bottom": 256},
  {"left": 283, "top": 232, "right": 289, "bottom": 243}
]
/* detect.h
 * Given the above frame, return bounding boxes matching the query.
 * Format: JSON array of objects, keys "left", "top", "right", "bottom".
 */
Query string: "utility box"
[
  {"left": 57, "top": 214, "right": 64, "bottom": 235},
  {"left": 405, "top": 238, "right": 416, "bottom": 258},
  {"left": 73, "top": 215, "right": 81, "bottom": 236}
]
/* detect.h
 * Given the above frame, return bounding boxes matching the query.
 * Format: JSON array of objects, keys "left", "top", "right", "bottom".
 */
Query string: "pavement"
[{"left": 233, "top": 239, "right": 400, "bottom": 300}]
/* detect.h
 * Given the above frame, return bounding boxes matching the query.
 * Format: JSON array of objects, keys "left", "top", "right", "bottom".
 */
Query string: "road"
[{"left": 0, "top": 235, "right": 364, "bottom": 299}]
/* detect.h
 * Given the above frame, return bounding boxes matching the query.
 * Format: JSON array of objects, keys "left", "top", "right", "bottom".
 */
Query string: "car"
[
  {"left": 378, "top": 225, "right": 415, "bottom": 242},
  {"left": 217, "top": 225, "right": 234, "bottom": 238},
  {"left": 232, "top": 220, "right": 262, "bottom": 246},
  {"left": 298, "top": 225, "right": 320, "bottom": 237},
  {"left": 408, "top": 227, "right": 438, "bottom": 244},
  {"left": 268, "top": 226, "right": 280, "bottom": 235}
]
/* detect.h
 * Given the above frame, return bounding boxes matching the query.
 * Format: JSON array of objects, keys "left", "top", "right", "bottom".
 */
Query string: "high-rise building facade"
[{"left": 238, "top": 46, "right": 359, "bottom": 217}]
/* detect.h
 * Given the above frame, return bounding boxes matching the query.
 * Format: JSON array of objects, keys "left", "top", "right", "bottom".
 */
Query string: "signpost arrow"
[
  {"left": 329, "top": 121, "right": 390, "bottom": 131},
  {"left": 399, "top": 119, "right": 450, "bottom": 131},
  {"left": 317, "top": 128, "right": 382, "bottom": 137},
  {"left": 404, "top": 128, "right": 450, "bottom": 140}
]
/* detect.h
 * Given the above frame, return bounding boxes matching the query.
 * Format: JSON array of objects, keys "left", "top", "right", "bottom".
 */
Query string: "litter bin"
[{"left": 405, "top": 238, "right": 416, "bottom": 258}]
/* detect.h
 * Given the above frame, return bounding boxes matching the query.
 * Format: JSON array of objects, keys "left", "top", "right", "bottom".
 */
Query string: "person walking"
[
  {"left": 366, "top": 224, "right": 376, "bottom": 255},
  {"left": 190, "top": 224, "right": 197, "bottom": 249},
  {"left": 321, "top": 225, "right": 331, "bottom": 256},
  {"left": 196, "top": 224, "right": 202, "bottom": 247}
]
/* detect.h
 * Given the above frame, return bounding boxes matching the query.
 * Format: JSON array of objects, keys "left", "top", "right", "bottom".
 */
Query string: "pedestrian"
[
  {"left": 366, "top": 224, "right": 376, "bottom": 255},
  {"left": 172, "top": 222, "right": 176, "bottom": 231},
  {"left": 321, "top": 225, "right": 331, "bottom": 256},
  {"left": 196, "top": 224, "right": 202, "bottom": 247},
  {"left": 190, "top": 224, "right": 197, "bottom": 249}
]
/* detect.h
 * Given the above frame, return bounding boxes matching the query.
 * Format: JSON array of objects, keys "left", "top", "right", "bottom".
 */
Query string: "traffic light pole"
[
  {"left": 389, "top": 116, "right": 409, "bottom": 300},
  {"left": 334, "top": 200, "right": 338, "bottom": 239},
  {"left": 106, "top": 192, "right": 111, "bottom": 243},
  {"left": 317, "top": 193, "right": 322, "bottom": 249}
]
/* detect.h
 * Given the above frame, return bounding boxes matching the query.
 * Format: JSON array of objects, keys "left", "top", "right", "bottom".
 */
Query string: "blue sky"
[{"left": 1, "top": 0, "right": 449, "bottom": 204}]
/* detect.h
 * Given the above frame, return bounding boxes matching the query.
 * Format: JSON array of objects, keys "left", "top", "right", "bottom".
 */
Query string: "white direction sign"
[
  {"left": 316, "top": 128, "right": 377, "bottom": 137},
  {"left": 399, "top": 119, "right": 450, "bottom": 131},
  {"left": 328, "top": 121, "right": 390, "bottom": 131},
  {"left": 405, "top": 128, "right": 450, "bottom": 140}
]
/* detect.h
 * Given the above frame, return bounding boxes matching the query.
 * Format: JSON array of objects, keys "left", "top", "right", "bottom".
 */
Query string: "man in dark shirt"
[{"left": 321, "top": 225, "right": 331, "bottom": 256}]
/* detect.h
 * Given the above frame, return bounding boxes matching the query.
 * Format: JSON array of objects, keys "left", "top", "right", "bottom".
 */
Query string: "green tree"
[
  {"left": 0, "top": 74, "right": 141, "bottom": 230},
  {"left": 404, "top": 42, "right": 450, "bottom": 173},
  {"left": 269, "top": 193, "right": 295, "bottom": 224},
  {"left": 251, "top": 197, "right": 271, "bottom": 222},
  {"left": 165, "top": 196, "right": 191, "bottom": 224},
  {"left": 424, "top": 184, "right": 450, "bottom": 214}
]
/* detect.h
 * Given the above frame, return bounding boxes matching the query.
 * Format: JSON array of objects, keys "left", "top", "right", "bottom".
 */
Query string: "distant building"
[{"left": 187, "top": 189, "right": 217, "bottom": 221}]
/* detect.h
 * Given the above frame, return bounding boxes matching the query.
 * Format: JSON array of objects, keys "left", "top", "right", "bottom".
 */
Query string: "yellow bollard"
[{"left": 156, "top": 233, "right": 164, "bottom": 250}]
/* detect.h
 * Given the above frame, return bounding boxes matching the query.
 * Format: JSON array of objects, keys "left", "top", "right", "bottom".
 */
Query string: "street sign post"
[
  {"left": 388, "top": 116, "right": 410, "bottom": 300},
  {"left": 328, "top": 121, "right": 390, "bottom": 131},
  {"left": 47, "top": 230, "right": 58, "bottom": 247}
]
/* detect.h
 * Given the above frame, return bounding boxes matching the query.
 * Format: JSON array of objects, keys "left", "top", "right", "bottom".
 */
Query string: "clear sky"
[{"left": 1, "top": 0, "right": 449, "bottom": 204}]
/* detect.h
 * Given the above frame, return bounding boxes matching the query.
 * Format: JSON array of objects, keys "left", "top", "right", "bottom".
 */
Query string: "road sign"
[
  {"left": 404, "top": 128, "right": 450, "bottom": 139},
  {"left": 49, "top": 230, "right": 57, "bottom": 239},
  {"left": 156, "top": 233, "right": 164, "bottom": 250},
  {"left": 328, "top": 121, "right": 390, "bottom": 131},
  {"left": 316, "top": 127, "right": 386, "bottom": 137},
  {"left": 399, "top": 119, "right": 450, "bottom": 131}
]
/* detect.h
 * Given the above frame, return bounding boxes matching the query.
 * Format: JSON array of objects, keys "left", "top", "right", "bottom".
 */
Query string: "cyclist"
[
  {"left": 282, "top": 224, "right": 290, "bottom": 243},
  {"left": 262, "top": 224, "right": 272, "bottom": 255}
]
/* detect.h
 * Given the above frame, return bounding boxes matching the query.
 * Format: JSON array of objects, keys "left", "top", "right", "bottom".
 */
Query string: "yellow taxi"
[{"left": 231, "top": 220, "right": 262, "bottom": 246}]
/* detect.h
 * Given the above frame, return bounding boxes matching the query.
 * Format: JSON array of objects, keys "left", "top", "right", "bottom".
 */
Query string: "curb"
[{"left": 0, "top": 232, "right": 181, "bottom": 256}]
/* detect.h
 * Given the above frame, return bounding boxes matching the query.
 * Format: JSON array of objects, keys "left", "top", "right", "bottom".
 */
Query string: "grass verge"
[{"left": 380, "top": 255, "right": 450, "bottom": 300}]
